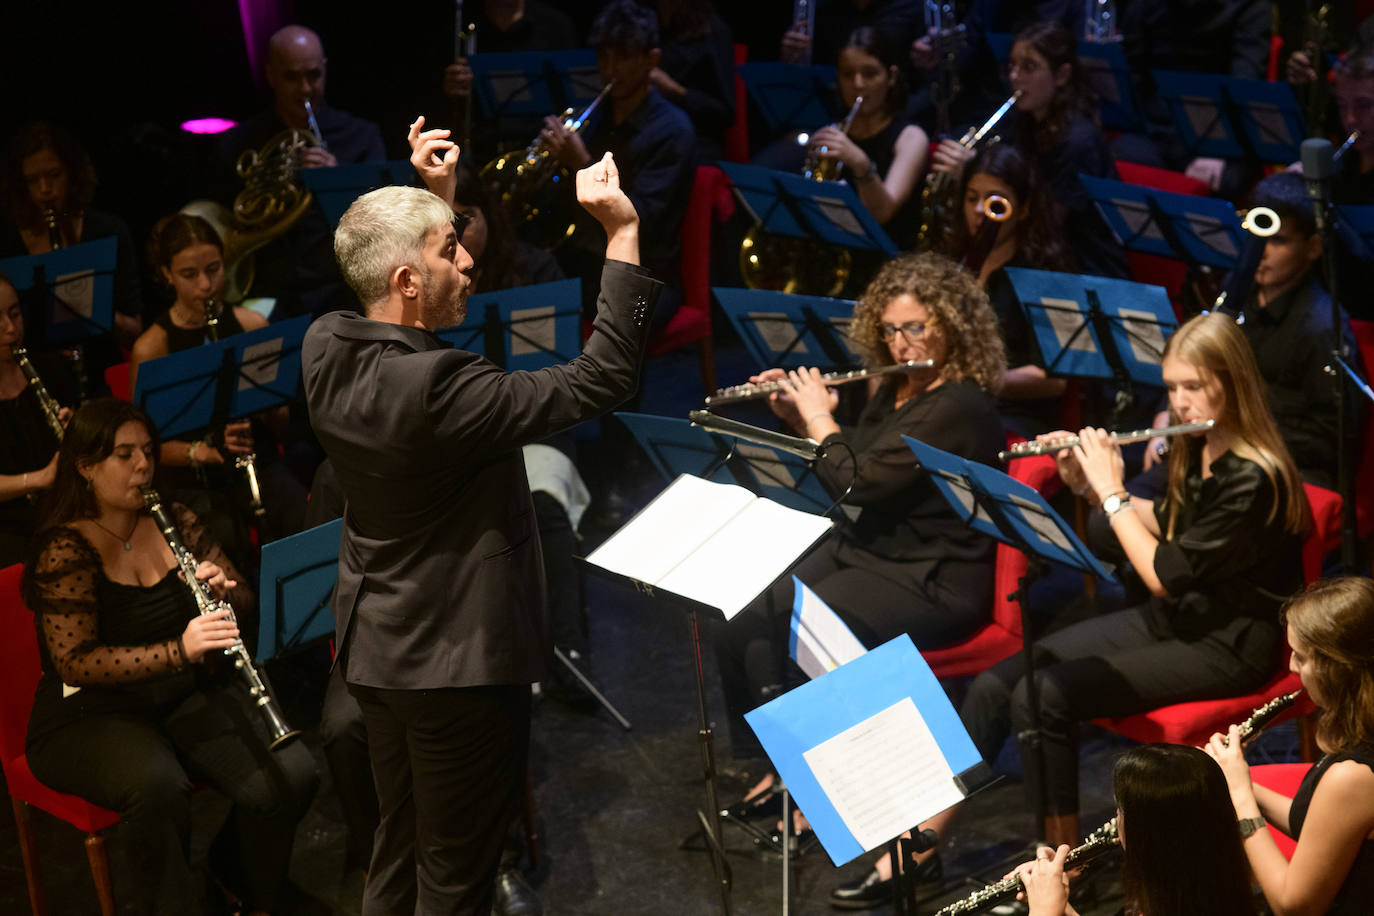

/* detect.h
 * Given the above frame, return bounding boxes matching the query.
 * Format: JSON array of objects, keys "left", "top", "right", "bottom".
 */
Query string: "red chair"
[
  {"left": 104, "top": 361, "right": 131, "bottom": 402},
  {"left": 723, "top": 43, "right": 749, "bottom": 164},
  {"left": 1349, "top": 319, "right": 1374, "bottom": 540},
  {"left": 0, "top": 563, "right": 119, "bottom": 916},
  {"left": 1302, "top": 482, "right": 1343, "bottom": 584},
  {"left": 647, "top": 164, "right": 732, "bottom": 395},
  {"left": 1251, "top": 763, "right": 1311, "bottom": 859},
  {"left": 1113, "top": 160, "right": 1211, "bottom": 317},
  {"left": 922, "top": 450, "right": 1060, "bottom": 678}
]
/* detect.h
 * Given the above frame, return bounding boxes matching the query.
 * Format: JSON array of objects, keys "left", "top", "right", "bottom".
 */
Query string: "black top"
[
  {"left": 212, "top": 105, "right": 386, "bottom": 318},
  {"left": 0, "top": 207, "right": 143, "bottom": 322},
  {"left": 1143, "top": 444, "right": 1304, "bottom": 646},
  {"left": 0, "top": 353, "right": 77, "bottom": 559},
  {"left": 1290, "top": 742, "right": 1374, "bottom": 916},
  {"left": 815, "top": 377, "right": 1003, "bottom": 574},
  {"left": 152, "top": 306, "right": 247, "bottom": 354},
  {"left": 985, "top": 266, "right": 1059, "bottom": 437},
  {"left": 1017, "top": 113, "right": 1129, "bottom": 279},
  {"left": 944, "top": 0, "right": 1076, "bottom": 128},
  {"left": 853, "top": 118, "right": 921, "bottom": 247},
  {"left": 1240, "top": 274, "right": 1359, "bottom": 490},
  {"left": 659, "top": 14, "right": 737, "bottom": 166}
]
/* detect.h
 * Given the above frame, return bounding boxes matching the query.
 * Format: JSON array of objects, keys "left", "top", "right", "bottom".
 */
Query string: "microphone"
[
  {"left": 688, "top": 410, "right": 825, "bottom": 461},
  {"left": 1301, "top": 137, "right": 1335, "bottom": 237}
]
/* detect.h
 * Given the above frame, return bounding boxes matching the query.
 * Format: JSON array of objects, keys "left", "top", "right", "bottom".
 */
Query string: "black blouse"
[
  {"left": 152, "top": 306, "right": 247, "bottom": 353},
  {"left": 1144, "top": 445, "right": 1304, "bottom": 644},
  {"left": 1289, "top": 742, "right": 1374, "bottom": 916},
  {"left": 814, "top": 377, "right": 1004, "bottom": 567}
]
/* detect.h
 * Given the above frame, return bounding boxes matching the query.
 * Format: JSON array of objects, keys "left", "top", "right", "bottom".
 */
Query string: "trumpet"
[
  {"left": 12, "top": 346, "right": 66, "bottom": 440},
  {"left": 918, "top": 91, "right": 1021, "bottom": 251},
  {"left": 141, "top": 486, "right": 299, "bottom": 749},
  {"left": 959, "top": 194, "right": 1013, "bottom": 275},
  {"left": 479, "top": 82, "right": 613, "bottom": 246},
  {"left": 997, "top": 420, "right": 1214, "bottom": 461},
  {"left": 202, "top": 298, "right": 267, "bottom": 523},
  {"left": 704, "top": 360, "right": 935, "bottom": 408},
  {"left": 803, "top": 95, "right": 864, "bottom": 182}
]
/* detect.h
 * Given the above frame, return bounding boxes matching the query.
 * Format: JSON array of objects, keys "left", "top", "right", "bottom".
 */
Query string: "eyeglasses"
[{"left": 880, "top": 321, "right": 935, "bottom": 342}]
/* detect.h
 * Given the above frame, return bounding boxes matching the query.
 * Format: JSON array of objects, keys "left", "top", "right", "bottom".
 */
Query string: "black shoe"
[
  {"left": 494, "top": 866, "right": 542, "bottom": 916},
  {"left": 829, "top": 855, "right": 942, "bottom": 911},
  {"left": 721, "top": 785, "right": 783, "bottom": 822}
]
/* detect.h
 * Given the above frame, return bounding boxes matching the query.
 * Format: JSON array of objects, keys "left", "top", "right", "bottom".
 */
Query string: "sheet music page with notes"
[
  {"left": 802, "top": 697, "right": 965, "bottom": 852},
  {"left": 585, "top": 474, "right": 832, "bottom": 619}
]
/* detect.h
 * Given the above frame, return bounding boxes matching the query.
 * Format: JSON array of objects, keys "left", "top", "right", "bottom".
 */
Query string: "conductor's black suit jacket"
[{"left": 302, "top": 260, "right": 660, "bottom": 689}]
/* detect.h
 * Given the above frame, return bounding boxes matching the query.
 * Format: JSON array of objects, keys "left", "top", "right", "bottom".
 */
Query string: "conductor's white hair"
[{"left": 334, "top": 186, "right": 452, "bottom": 311}]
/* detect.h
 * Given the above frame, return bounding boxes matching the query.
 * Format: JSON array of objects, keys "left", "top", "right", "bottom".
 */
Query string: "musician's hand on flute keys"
[
  {"left": 1071, "top": 427, "right": 1125, "bottom": 504},
  {"left": 1042, "top": 430, "right": 1091, "bottom": 499},
  {"left": 1009, "top": 844, "right": 1073, "bottom": 916},
  {"left": 1204, "top": 725, "right": 1258, "bottom": 809},
  {"left": 779, "top": 367, "right": 840, "bottom": 440},
  {"left": 181, "top": 608, "right": 240, "bottom": 663},
  {"left": 408, "top": 115, "right": 460, "bottom": 206}
]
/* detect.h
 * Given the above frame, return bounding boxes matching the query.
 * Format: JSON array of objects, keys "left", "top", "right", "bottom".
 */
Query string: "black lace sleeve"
[{"left": 26, "top": 527, "right": 186, "bottom": 686}]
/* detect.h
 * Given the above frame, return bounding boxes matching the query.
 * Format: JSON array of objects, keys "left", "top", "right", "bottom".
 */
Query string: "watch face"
[{"left": 1103, "top": 495, "right": 1123, "bottom": 514}]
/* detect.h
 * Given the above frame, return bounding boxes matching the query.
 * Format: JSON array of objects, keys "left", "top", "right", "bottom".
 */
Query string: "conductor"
[{"left": 302, "top": 128, "right": 660, "bottom": 914}]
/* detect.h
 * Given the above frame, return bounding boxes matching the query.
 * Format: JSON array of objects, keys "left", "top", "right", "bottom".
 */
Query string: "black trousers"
[
  {"left": 321, "top": 665, "right": 379, "bottom": 870},
  {"left": 961, "top": 604, "right": 1279, "bottom": 816},
  {"left": 349, "top": 682, "right": 531, "bottom": 916},
  {"left": 715, "top": 536, "right": 992, "bottom": 759},
  {"left": 26, "top": 678, "right": 318, "bottom": 915}
]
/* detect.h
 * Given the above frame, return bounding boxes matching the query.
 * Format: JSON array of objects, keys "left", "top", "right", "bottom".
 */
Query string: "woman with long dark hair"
[
  {"left": 1206, "top": 577, "right": 1374, "bottom": 915},
  {"left": 22, "top": 399, "right": 316, "bottom": 915},
  {"left": 1018, "top": 744, "right": 1256, "bottom": 916}
]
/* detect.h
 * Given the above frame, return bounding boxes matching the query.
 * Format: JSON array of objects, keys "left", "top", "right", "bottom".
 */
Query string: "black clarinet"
[
  {"left": 141, "top": 486, "right": 299, "bottom": 748},
  {"left": 202, "top": 299, "right": 267, "bottom": 522},
  {"left": 12, "top": 345, "right": 66, "bottom": 440}
]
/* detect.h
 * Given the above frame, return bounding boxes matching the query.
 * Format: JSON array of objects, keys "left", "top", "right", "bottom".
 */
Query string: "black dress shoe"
[
  {"left": 494, "top": 866, "right": 542, "bottom": 916},
  {"left": 829, "top": 855, "right": 942, "bottom": 911}
]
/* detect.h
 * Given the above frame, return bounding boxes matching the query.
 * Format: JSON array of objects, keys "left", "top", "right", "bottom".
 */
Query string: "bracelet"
[
  {"left": 853, "top": 161, "right": 880, "bottom": 183},
  {"left": 187, "top": 440, "right": 204, "bottom": 472},
  {"left": 22, "top": 471, "right": 29, "bottom": 492}
]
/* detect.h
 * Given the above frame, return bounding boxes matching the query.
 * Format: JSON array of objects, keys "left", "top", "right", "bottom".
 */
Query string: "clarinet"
[
  {"left": 141, "top": 486, "right": 299, "bottom": 749},
  {"left": 202, "top": 299, "right": 268, "bottom": 523},
  {"left": 1223, "top": 689, "right": 1303, "bottom": 747},
  {"left": 934, "top": 818, "right": 1120, "bottom": 916},
  {"left": 12, "top": 346, "right": 66, "bottom": 440}
]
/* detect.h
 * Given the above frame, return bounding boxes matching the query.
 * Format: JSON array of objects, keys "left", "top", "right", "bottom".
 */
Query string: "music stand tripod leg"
[
  {"left": 689, "top": 607, "right": 734, "bottom": 914},
  {"left": 553, "top": 646, "right": 633, "bottom": 730}
]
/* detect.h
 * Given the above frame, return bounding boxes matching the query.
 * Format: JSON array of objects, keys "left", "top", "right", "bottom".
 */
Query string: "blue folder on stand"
[
  {"left": 435, "top": 279, "right": 581, "bottom": 371},
  {"left": 257, "top": 518, "right": 343, "bottom": 661},
  {"left": 737, "top": 63, "right": 838, "bottom": 134},
  {"left": 712, "top": 288, "right": 861, "bottom": 370},
  {"left": 302, "top": 161, "right": 416, "bottom": 226},
  {"left": 133, "top": 315, "right": 310, "bottom": 439},
  {"left": 0, "top": 238, "right": 118, "bottom": 345},
  {"left": 1081, "top": 175, "right": 1248, "bottom": 270},
  {"left": 547, "top": 49, "right": 601, "bottom": 108}
]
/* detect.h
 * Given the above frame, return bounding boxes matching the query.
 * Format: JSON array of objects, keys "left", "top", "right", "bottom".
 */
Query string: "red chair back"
[
  {"left": 1350, "top": 319, "right": 1374, "bottom": 538},
  {"left": 1302, "top": 482, "right": 1343, "bottom": 583},
  {"left": 105, "top": 361, "right": 132, "bottom": 402},
  {"left": 0, "top": 563, "right": 38, "bottom": 766},
  {"left": 723, "top": 44, "right": 749, "bottom": 164}
]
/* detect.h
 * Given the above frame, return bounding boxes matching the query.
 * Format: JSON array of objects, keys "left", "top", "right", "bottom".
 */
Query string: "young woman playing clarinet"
[{"left": 1206, "top": 577, "right": 1374, "bottom": 916}]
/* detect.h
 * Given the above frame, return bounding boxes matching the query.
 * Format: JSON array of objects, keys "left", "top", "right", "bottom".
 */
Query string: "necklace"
[{"left": 90, "top": 516, "right": 139, "bottom": 551}]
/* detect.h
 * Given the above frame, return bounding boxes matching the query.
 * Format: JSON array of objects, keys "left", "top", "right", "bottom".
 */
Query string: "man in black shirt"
[
  {"left": 543, "top": 0, "right": 695, "bottom": 332},
  {"left": 214, "top": 25, "right": 386, "bottom": 318}
]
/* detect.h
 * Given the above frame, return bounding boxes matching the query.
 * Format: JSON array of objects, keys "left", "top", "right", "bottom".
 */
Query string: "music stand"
[
  {"left": 302, "top": 161, "right": 417, "bottom": 226},
  {"left": 257, "top": 518, "right": 343, "bottom": 661},
  {"left": 435, "top": 279, "right": 581, "bottom": 370},
  {"left": 547, "top": 49, "right": 601, "bottom": 109},
  {"left": 1153, "top": 71, "right": 1305, "bottom": 165},
  {"left": 1002, "top": 268, "right": 1177, "bottom": 422},
  {"left": 721, "top": 162, "right": 900, "bottom": 256},
  {"left": 711, "top": 287, "right": 860, "bottom": 370},
  {"left": 0, "top": 237, "right": 118, "bottom": 348},
  {"left": 902, "top": 434, "right": 1116, "bottom": 838},
  {"left": 737, "top": 63, "right": 837, "bottom": 135},
  {"left": 132, "top": 315, "right": 310, "bottom": 439},
  {"left": 469, "top": 51, "right": 560, "bottom": 122}
]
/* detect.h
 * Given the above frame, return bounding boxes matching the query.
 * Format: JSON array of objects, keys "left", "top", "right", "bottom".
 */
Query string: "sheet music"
[
  {"left": 803, "top": 697, "right": 964, "bottom": 851},
  {"left": 489, "top": 70, "right": 535, "bottom": 105},
  {"left": 1110, "top": 197, "right": 1164, "bottom": 242},
  {"left": 815, "top": 197, "right": 865, "bottom": 237},
  {"left": 748, "top": 311, "right": 808, "bottom": 355},
  {"left": 1042, "top": 297, "right": 1099, "bottom": 354},
  {"left": 510, "top": 305, "right": 556, "bottom": 355},
  {"left": 1117, "top": 306, "right": 1166, "bottom": 364},
  {"left": 239, "top": 337, "right": 284, "bottom": 390},
  {"left": 737, "top": 442, "right": 798, "bottom": 489},
  {"left": 53, "top": 269, "right": 95, "bottom": 321},
  {"left": 792, "top": 579, "right": 867, "bottom": 679}
]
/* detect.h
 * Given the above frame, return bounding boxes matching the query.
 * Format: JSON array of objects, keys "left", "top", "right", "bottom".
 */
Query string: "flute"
[
  {"left": 12, "top": 346, "right": 66, "bottom": 440},
  {"left": 141, "top": 486, "right": 299, "bottom": 749},
  {"left": 997, "top": 420, "right": 1214, "bottom": 461},
  {"left": 704, "top": 360, "right": 935, "bottom": 408}
]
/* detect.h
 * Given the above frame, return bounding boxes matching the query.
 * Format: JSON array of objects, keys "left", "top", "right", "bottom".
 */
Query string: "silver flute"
[
  {"left": 12, "top": 345, "right": 66, "bottom": 440},
  {"left": 141, "top": 486, "right": 299, "bottom": 749},
  {"left": 997, "top": 420, "right": 1214, "bottom": 461},
  {"left": 704, "top": 360, "right": 935, "bottom": 408}
]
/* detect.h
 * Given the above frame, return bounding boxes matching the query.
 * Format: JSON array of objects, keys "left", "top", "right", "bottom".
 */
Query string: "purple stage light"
[{"left": 181, "top": 118, "right": 239, "bottom": 135}]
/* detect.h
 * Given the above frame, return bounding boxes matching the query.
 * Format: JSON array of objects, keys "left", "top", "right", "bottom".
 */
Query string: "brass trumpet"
[
  {"left": 997, "top": 420, "right": 1213, "bottom": 461},
  {"left": 704, "top": 360, "right": 935, "bottom": 408}
]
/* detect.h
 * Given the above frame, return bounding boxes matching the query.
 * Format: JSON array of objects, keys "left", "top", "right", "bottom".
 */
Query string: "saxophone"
[
  {"left": 917, "top": 91, "right": 1021, "bottom": 252},
  {"left": 12, "top": 346, "right": 66, "bottom": 441},
  {"left": 202, "top": 298, "right": 267, "bottom": 524},
  {"left": 141, "top": 486, "right": 298, "bottom": 749}
]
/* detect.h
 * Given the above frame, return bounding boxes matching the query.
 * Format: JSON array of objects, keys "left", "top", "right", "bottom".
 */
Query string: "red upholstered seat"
[
  {"left": 0, "top": 563, "right": 120, "bottom": 915},
  {"left": 922, "top": 447, "right": 1060, "bottom": 678},
  {"left": 1302, "top": 482, "right": 1343, "bottom": 584},
  {"left": 1251, "top": 763, "right": 1312, "bottom": 859},
  {"left": 1350, "top": 320, "right": 1374, "bottom": 540},
  {"left": 104, "top": 361, "right": 131, "bottom": 402},
  {"left": 723, "top": 44, "right": 749, "bottom": 165}
]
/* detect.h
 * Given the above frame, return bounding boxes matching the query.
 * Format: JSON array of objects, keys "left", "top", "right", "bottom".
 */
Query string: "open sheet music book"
[{"left": 585, "top": 474, "right": 834, "bottom": 620}]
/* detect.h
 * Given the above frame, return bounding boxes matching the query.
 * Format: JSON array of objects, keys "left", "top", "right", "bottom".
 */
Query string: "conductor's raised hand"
[
  {"left": 577, "top": 153, "right": 640, "bottom": 263},
  {"left": 407, "top": 115, "right": 459, "bottom": 206}
]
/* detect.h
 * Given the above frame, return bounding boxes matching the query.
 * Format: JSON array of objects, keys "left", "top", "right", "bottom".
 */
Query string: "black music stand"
[
  {"left": 257, "top": 518, "right": 342, "bottom": 661},
  {"left": 547, "top": 49, "right": 601, "bottom": 110},
  {"left": 902, "top": 435, "right": 1117, "bottom": 839},
  {"left": 711, "top": 287, "right": 861, "bottom": 371}
]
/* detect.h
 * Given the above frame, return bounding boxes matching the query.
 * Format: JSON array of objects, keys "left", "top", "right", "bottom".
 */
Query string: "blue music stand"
[
  {"left": 469, "top": 51, "right": 559, "bottom": 121},
  {"left": 1224, "top": 78, "right": 1306, "bottom": 164},
  {"left": 737, "top": 63, "right": 837, "bottom": 134},
  {"left": 133, "top": 315, "right": 310, "bottom": 439},
  {"left": 1002, "top": 267, "right": 1177, "bottom": 390},
  {"left": 1081, "top": 175, "right": 1247, "bottom": 269},
  {"left": 435, "top": 278, "right": 581, "bottom": 370},
  {"left": 547, "top": 49, "right": 601, "bottom": 109},
  {"left": 1153, "top": 71, "right": 1305, "bottom": 164},
  {"left": 986, "top": 33, "right": 1140, "bottom": 132},
  {"left": 0, "top": 238, "right": 118, "bottom": 346},
  {"left": 711, "top": 287, "right": 861, "bottom": 370},
  {"left": 302, "top": 161, "right": 416, "bottom": 226},
  {"left": 721, "top": 162, "right": 899, "bottom": 257},
  {"left": 256, "top": 518, "right": 342, "bottom": 661}
]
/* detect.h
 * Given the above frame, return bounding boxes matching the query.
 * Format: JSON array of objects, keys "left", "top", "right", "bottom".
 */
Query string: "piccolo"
[
  {"left": 704, "top": 360, "right": 935, "bottom": 408},
  {"left": 141, "top": 486, "right": 299, "bottom": 749},
  {"left": 12, "top": 346, "right": 66, "bottom": 440},
  {"left": 997, "top": 420, "right": 1214, "bottom": 461}
]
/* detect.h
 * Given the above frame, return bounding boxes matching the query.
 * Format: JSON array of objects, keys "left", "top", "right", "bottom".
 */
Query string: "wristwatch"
[
  {"left": 1238, "top": 816, "right": 1266, "bottom": 839},
  {"left": 1102, "top": 493, "right": 1132, "bottom": 518}
]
